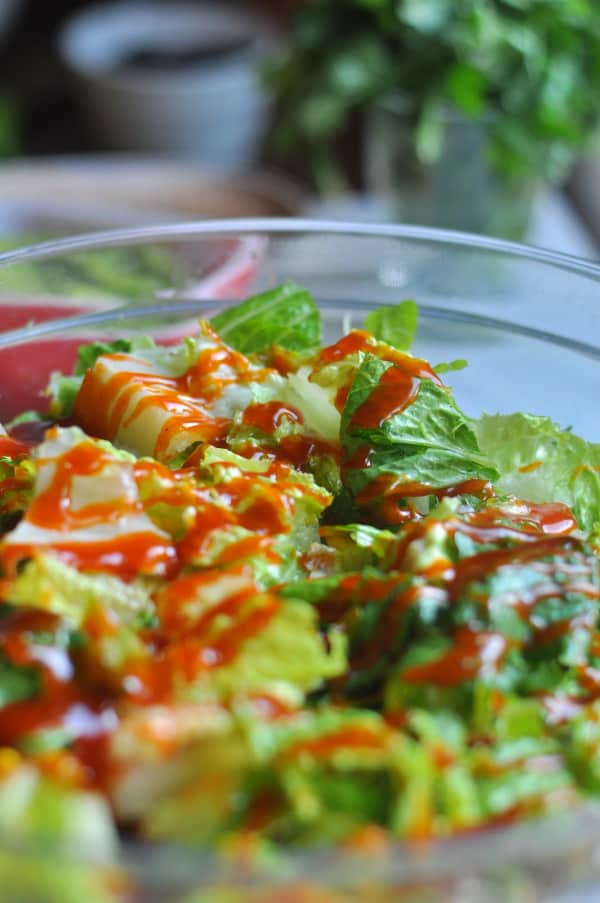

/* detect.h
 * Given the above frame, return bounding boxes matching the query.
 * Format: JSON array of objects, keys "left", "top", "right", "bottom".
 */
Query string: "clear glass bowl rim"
[
  {"left": 0, "top": 217, "right": 599, "bottom": 278},
  {"left": 0, "top": 219, "right": 598, "bottom": 362}
]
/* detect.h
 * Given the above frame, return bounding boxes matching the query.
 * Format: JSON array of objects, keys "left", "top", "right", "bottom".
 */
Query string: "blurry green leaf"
[
  {"left": 266, "top": 0, "right": 600, "bottom": 189},
  {"left": 446, "top": 64, "right": 487, "bottom": 116},
  {"left": 0, "top": 655, "right": 40, "bottom": 709},
  {"left": 415, "top": 98, "right": 445, "bottom": 164},
  {"left": 400, "top": 0, "right": 452, "bottom": 33},
  {"left": 298, "top": 93, "right": 348, "bottom": 139},
  {"left": 328, "top": 38, "right": 394, "bottom": 99}
]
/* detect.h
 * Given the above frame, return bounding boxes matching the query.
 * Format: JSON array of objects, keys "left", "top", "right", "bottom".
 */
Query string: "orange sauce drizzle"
[
  {"left": 2, "top": 437, "right": 177, "bottom": 578},
  {"left": 350, "top": 367, "right": 420, "bottom": 429},
  {"left": 129, "top": 572, "right": 281, "bottom": 702},
  {"left": 0, "top": 435, "right": 30, "bottom": 458},
  {"left": 519, "top": 460, "right": 542, "bottom": 473},
  {"left": 281, "top": 724, "right": 389, "bottom": 761},
  {"left": 74, "top": 331, "right": 275, "bottom": 461},
  {"left": 401, "top": 628, "right": 507, "bottom": 687},
  {"left": 3, "top": 532, "right": 177, "bottom": 580},
  {"left": 392, "top": 501, "right": 577, "bottom": 572},
  {"left": 319, "top": 331, "right": 376, "bottom": 362},
  {"left": 334, "top": 384, "right": 351, "bottom": 412},
  {"left": 242, "top": 401, "right": 304, "bottom": 433},
  {"left": 319, "top": 329, "right": 442, "bottom": 383},
  {"left": 75, "top": 362, "right": 228, "bottom": 460},
  {"left": 28, "top": 441, "right": 132, "bottom": 531},
  {"left": 448, "top": 535, "right": 578, "bottom": 603},
  {"left": 0, "top": 609, "right": 116, "bottom": 749}
]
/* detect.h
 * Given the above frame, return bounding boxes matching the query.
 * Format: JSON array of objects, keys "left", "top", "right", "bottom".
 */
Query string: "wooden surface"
[{"left": 0, "top": 157, "right": 305, "bottom": 223}]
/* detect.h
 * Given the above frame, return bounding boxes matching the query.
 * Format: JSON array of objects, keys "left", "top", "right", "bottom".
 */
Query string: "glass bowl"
[
  {"left": 0, "top": 220, "right": 598, "bottom": 438},
  {"left": 0, "top": 221, "right": 599, "bottom": 902}
]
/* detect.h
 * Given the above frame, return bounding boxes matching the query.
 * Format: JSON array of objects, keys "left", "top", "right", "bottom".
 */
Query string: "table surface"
[
  {"left": 0, "top": 156, "right": 597, "bottom": 261},
  {"left": 305, "top": 187, "right": 600, "bottom": 260}
]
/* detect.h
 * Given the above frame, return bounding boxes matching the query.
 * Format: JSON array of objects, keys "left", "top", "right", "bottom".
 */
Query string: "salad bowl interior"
[{"left": 0, "top": 222, "right": 598, "bottom": 902}]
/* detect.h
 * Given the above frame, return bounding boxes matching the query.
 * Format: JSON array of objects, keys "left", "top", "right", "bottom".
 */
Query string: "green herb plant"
[{"left": 267, "top": 0, "right": 600, "bottom": 191}]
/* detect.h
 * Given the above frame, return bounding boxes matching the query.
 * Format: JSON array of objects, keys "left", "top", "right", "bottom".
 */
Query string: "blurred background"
[{"left": 0, "top": 0, "right": 599, "bottom": 256}]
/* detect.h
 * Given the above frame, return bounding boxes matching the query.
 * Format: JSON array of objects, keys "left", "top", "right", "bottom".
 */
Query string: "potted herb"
[{"left": 267, "top": 0, "right": 600, "bottom": 238}]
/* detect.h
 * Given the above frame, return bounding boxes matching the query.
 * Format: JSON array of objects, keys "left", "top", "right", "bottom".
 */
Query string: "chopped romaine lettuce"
[
  {"left": 0, "top": 765, "right": 117, "bottom": 860},
  {"left": 390, "top": 709, "right": 574, "bottom": 838},
  {"left": 363, "top": 299, "right": 418, "bottom": 351},
  {"left": 49, "top": 337, "right": 159, "bottom": 418},
  {"left": 341, "top": 355, "right": 498, "bottom": 501},
  {"left": 0, "top": 454, "right": 34, "bottom": 532},
  {"left": 5, "top": 553, "right": 155, "bottom": 627},
  {"left": 273, "top": 369, "right": 341, "bottom": 444},
  {"left": 238, "top": 709, "right": 395, "bottom": 844},
  {"left": 47, "top": 373, "right": 82, "bottom": 419},
  {"left": 434, "top": 359, "right": 468, "bottom": 374},
  {"left": 474, "top": 412, "right": 600, "bottom": 532},
  {"left": 1, "top": 426, "right": 174, "bottom": 579},
  {"left": 212, "top": 598, "right": 346, "bottom": 695},
  {"left": 199, "top": 446, "right": 332, "bottom": 554},
  {"left": 319, "top": 523, "right": 396, "bottom": 571},
  {"left": 210, "top": 282, "right": 320, "bottom": 354},
  {"left": 110, "top": 702, "right": 246, "bottom": 837},
  {"left": 0, "top": 286, "right": 598, "bottom": 862},
  {"left": 155, "top": 567, "right": 346, "bottom": 699},
  {"left": 0, "top": 653, "right": 40, "bottom": 709}
]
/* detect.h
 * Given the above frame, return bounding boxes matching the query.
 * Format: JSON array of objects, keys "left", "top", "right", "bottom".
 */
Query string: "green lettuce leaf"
[
  {"left": 74, "top": 337, "right": 155, "bottom": 376},
  {"left": 110, "top": 704, "right": 251, "bottom": 843},
  {"left": 0, "top": 767, "right": 117, "bottom": 863},
  {"left": 200, "top": 446, "right": 332, "bottom": 552},
  {"left": 363, "top": 299, "right": 418, "bottom": 351},
  {"left": 385, "top": 535, "right": 600, "bottom": 718},
  {"left": 342, "top": 355, "right": 498, "bottom": 497},
  {"left": 565, "top": 700, "right": 600, "bottom": 792},
  {"left": 242, "top": 709, "right": 394, "bottom": 844},
  {"left": 5, "top": 553, "right": 155, "bottom": 629},
  {"left": 390, "top": 709, "right": 573, "bottom": 838},
  {"left": 210, "top": 282, "right": 320, "bottom": 353},
  {"left": 272, "top": 368, "right": 341, "bottom": 444},
  {"left": 0, "top": 455, "right": 34, "bottom": 532},
  {"left": 279, "top": 573, "right": 350, "bottom": 605},
  {"left": 138, "top": 732, "right": 249, "bottom": 844},
  {"left": 319, "top": 523, "right": 396, "bottom": 571},
  {"left": 474, "top": 412, "right": 600, "bottom": 532},
  {"left": 434, "top": 359, "right": 468, "bottom": 374},
  {"left": 2, "top": 555, "right": 152, "bottom": 690},
  {"left": 46, "top": 373, "right": 82, "bottom": 419},
  {"left": 0, "top": 653, "right": 40, "bottom": 709},
  {"left": 2, "top": 552, "right": 155, "bottom": 686},
  {"left": 0, "top": 851, "right": 118, "bottom": 903},
  {"left": 211, "top": 598, "right": 346, "bottom": 696}
]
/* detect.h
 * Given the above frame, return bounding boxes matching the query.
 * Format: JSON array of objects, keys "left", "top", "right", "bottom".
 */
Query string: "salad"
[{"left": 0, "top": 283, "right": 599, "bottom": 900}]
